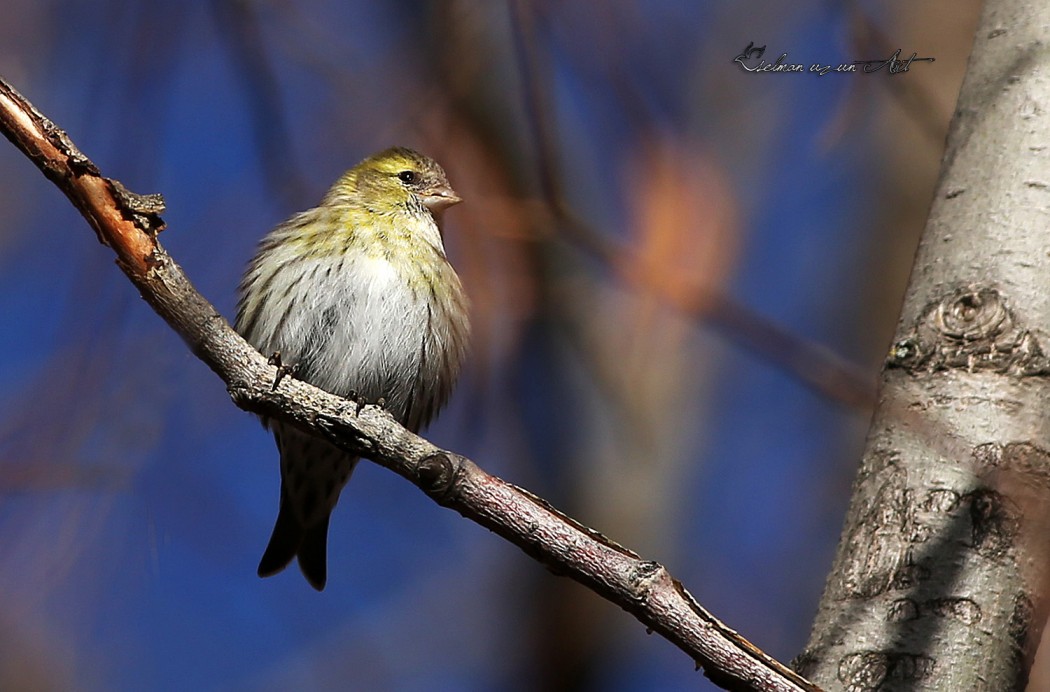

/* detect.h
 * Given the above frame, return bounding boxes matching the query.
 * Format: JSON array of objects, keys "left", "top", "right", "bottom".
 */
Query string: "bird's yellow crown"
[{"left": 323, "top": 147, "right": 460, "bottom": 213}]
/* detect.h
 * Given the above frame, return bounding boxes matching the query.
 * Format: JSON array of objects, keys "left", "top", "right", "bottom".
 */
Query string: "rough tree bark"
[{"left": 798, "top": 0, "right": 1050, "bottom": 689}]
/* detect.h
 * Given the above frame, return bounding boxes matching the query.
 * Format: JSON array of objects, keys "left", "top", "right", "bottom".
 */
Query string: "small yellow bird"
[{"left": 235, "top": 147, "right": 470, "bottom": 590}]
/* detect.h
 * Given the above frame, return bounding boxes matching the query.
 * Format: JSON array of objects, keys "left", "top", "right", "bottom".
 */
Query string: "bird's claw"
[
  {"left": 268, "top": 351, "right": 298, "bottom": 391},
  {"left": 349, "top": 394, "right": 386, "bottom": 415},
  {"left": 349, "top": 391, "right": 366, "bottom": 415}
]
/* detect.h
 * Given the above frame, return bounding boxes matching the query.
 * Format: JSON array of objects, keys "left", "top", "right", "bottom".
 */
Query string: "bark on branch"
[{"left": 0, "top": 78, "right": 819, "bottom": 692}]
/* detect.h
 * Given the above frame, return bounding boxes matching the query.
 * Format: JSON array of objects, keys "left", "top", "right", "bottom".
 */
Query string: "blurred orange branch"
[{"left": 509, "top": 1, "right": 876, "bottom": 410}]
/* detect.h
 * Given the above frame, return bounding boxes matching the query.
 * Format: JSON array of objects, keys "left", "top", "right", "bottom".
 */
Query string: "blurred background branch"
[{"left": 510, "top": 1, "right": 876, "bottom": 410}]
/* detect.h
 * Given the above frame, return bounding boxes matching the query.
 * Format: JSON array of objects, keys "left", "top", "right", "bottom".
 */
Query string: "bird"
[{"left": 235, "top": 147, "right": 470, "bottom": 590}]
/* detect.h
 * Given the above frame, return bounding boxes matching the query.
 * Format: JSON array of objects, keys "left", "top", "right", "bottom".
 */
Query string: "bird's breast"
[{"left": 291, "top": 249, "right": 466, "bottom": 430}]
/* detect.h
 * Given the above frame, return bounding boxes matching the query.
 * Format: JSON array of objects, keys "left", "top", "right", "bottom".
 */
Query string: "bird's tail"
[
  {"left": 258, "top": 425, "right": 357, "bottom": 591},
  {"left": 257, "top": 481, "right": 331, "bottom": 591}
]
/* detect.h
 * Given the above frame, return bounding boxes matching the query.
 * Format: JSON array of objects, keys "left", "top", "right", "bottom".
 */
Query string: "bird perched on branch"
[{"left": 235, "top": 147, "right": 470, "bottom": 590}]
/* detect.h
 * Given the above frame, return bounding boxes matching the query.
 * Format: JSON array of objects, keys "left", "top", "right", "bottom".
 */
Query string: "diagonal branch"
[{"left": 0, "top": 76, "right": 820, "bottom": 692}]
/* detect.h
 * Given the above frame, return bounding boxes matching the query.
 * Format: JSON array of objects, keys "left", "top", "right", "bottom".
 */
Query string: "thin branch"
[{"left": 0, "top": 76, "right": 821, "bottom": 692}]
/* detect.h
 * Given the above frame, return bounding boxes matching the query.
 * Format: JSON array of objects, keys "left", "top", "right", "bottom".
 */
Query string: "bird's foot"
[
  {"left": 348, "top": 390, "right": 366, "bottom": 415},
  {"left": 268, "top": 351, "right": 298, "bottom": 391},
  {"left": 349, "top": 393, "right": 385, "bottom": 415}
]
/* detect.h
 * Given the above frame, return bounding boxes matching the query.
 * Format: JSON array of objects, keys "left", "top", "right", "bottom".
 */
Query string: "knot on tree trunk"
[{"left": 887, "top": 285, "right": 1050, "bottom": 374}]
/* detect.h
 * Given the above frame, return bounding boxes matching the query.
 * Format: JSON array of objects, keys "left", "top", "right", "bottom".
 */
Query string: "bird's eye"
[{"left": 397, "top": 170, "right": 417, "bottom": 184}]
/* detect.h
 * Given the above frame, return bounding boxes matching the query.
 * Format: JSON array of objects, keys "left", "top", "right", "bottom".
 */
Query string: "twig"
[{"left": 0, "top": 76, "right": 821, "bottom": 692}]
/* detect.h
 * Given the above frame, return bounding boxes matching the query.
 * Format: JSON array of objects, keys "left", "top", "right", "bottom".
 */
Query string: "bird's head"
[{"left": 326, "top": 147, "right": 461, "bottom": 215}]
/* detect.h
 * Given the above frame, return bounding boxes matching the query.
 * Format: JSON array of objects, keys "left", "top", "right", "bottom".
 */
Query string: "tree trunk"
[{"left": 798, "top": 0, "right": 1050, "bottom": 689}]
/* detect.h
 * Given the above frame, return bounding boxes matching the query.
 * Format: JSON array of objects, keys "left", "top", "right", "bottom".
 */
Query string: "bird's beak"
[{"left": 422, "top": 185, "right": 462, "bottom": 212}]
